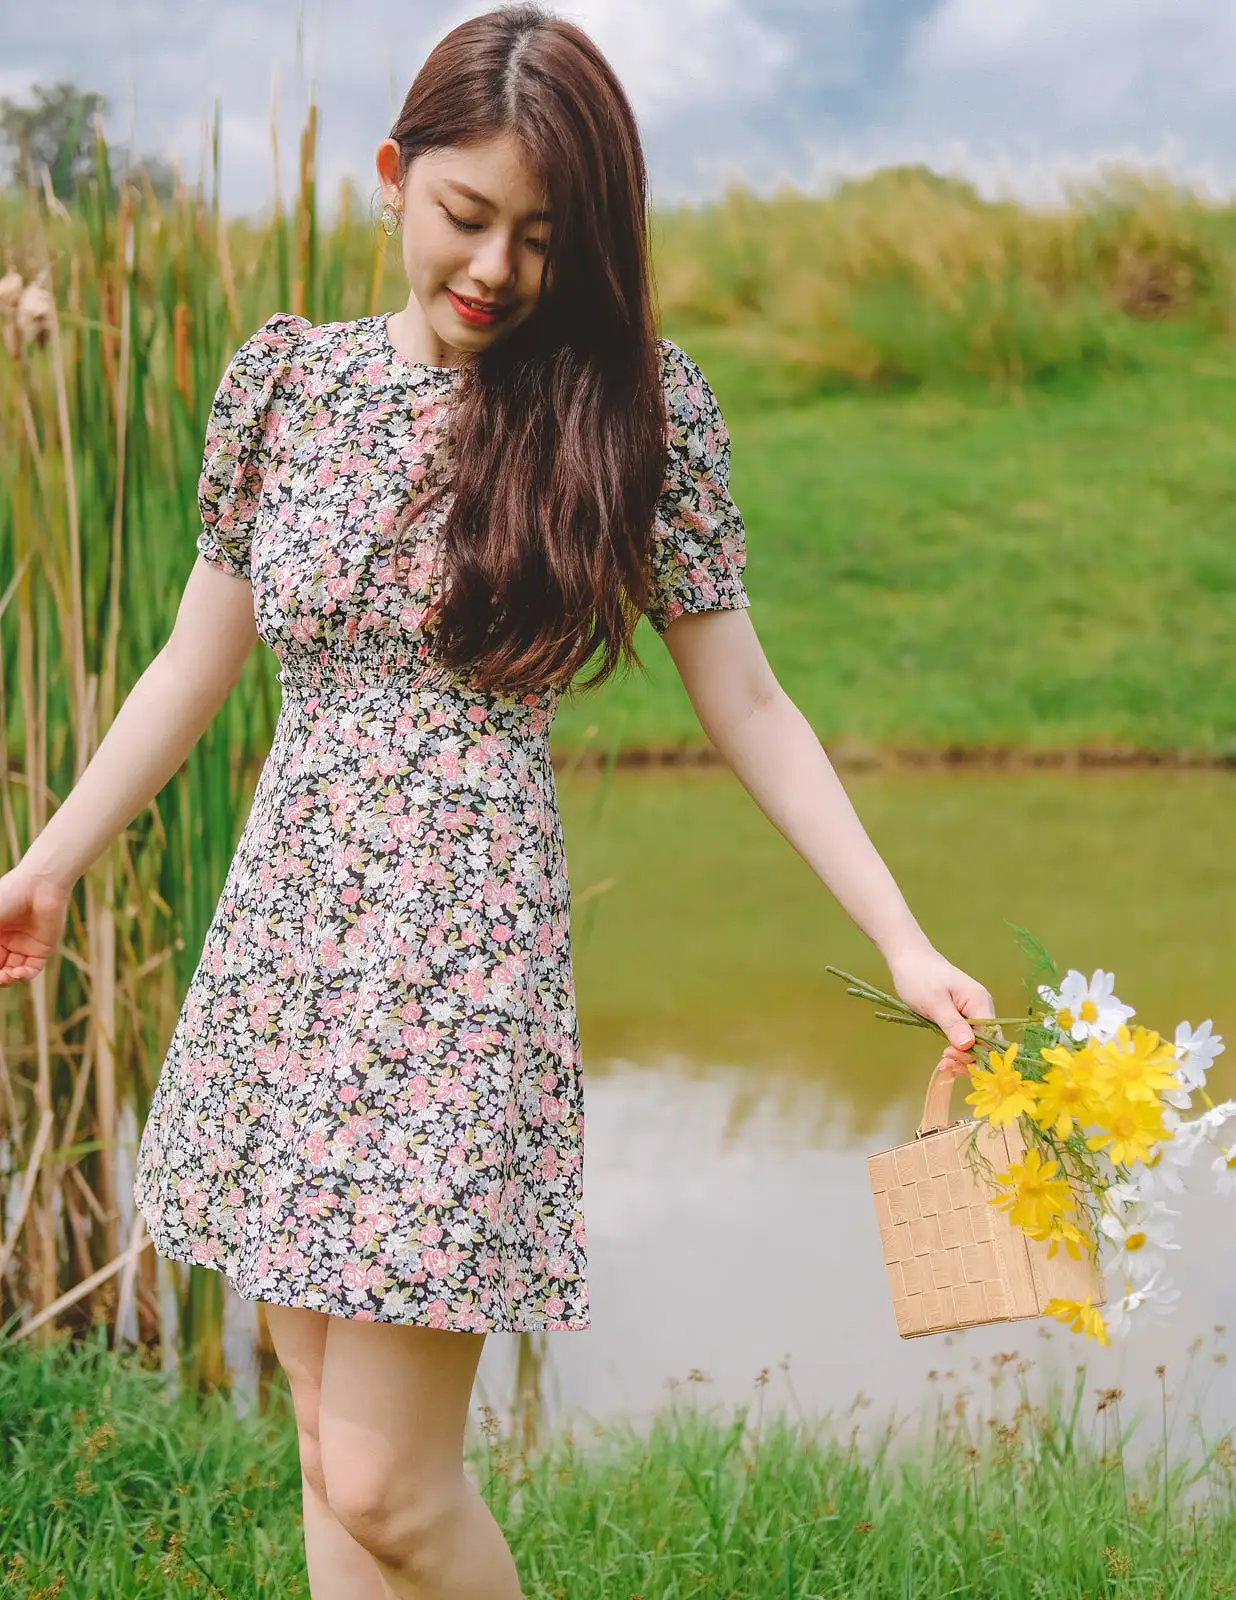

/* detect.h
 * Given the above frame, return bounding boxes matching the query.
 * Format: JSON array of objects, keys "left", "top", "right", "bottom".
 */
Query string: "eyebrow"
[{"left": 442, "top": 178, "right": 551, "bottom": 223}]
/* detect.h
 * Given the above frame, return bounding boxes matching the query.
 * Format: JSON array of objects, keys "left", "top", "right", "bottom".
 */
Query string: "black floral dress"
[{"left": 132, "top": 312, "right": 750, "bottom": 1330}]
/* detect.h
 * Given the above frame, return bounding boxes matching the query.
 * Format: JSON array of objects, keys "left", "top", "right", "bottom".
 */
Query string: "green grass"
[
  {"left": 554, "top": 325, "right": 1236, "bottom": 757},
  {"left": 5, "top": 1329, "right": 1236, "bottom": 1598}
]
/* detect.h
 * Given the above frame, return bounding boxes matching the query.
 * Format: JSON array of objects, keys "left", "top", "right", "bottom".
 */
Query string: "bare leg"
[
  {"left": 318, "top": 1317, "right": 523, "bottom": 1600},
  {"left": 263, "top": 1303, "right": 389, "bottom": 1600}
]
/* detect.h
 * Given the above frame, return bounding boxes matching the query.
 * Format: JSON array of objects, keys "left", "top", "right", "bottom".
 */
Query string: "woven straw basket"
[{"left": 869, "top": 1058, "right": 1106, "bottom": 1339}]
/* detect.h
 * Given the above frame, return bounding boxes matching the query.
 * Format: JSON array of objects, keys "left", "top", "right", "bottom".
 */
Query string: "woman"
[{"left": 0, "top": 6, "right": 992, "bottom": 1596}]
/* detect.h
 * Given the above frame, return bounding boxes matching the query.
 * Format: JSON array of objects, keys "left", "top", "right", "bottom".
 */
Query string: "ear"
[{"left": 375, "top": 138, "right": 404, "bottom": 200}]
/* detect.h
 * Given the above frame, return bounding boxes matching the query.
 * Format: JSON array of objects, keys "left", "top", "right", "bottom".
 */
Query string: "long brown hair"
[{"left": 388, "top": 4, "right": 666, "bottom": 697}]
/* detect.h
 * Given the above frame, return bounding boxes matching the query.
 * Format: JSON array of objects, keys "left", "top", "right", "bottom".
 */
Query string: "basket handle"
[{"left": 916, "top": 1055, "right": 969, "bottom": 1138}]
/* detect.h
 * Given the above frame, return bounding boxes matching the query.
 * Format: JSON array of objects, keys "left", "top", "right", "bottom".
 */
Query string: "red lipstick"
[{"left": 447, "top": 289, "right": 511, "bottom": 328}]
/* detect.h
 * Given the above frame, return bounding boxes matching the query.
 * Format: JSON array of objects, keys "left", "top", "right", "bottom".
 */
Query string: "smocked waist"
[{"left": 274, "top": 648, "right": 560, "bottom": 715}]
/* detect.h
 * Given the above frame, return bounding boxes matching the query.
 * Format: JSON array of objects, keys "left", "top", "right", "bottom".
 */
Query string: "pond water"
[{"left": 190, "top": 767, "right": 1236, "bottom": 1442}]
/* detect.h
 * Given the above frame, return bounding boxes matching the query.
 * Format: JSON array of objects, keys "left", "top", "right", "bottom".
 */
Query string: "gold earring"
[{"left": 380, "top": 202, "right": 402, "bottom": 237}]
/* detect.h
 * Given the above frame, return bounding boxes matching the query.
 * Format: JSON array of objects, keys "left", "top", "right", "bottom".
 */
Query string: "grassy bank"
[
  {"left": 4, "top": 1330, "right": 1236, "bottom": 1598},
  {"left": 554, "top": 322, "right": 1236, "bottom": 757}
]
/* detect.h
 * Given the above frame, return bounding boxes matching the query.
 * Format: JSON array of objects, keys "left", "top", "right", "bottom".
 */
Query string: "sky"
[{"left": 4, "top": 0, "right": 1236, "bottom": 218}]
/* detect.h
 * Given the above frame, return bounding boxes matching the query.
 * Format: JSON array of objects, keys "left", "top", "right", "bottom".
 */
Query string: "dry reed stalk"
[{"left": 5, "top": 1228, "right": 153, "bottom": 1344}]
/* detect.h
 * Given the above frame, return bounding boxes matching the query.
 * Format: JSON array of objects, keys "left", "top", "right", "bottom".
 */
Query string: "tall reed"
[
  {"left": 653, "top": 165, "right": 1236, "bottom": 389},
  {"left": 0, "top": 100, "right": 398, "bottom": 1389}
]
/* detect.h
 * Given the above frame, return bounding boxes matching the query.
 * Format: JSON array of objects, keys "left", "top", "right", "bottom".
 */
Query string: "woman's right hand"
[{"left": 0, "top": 867, "right": 72, "bottom": 986}]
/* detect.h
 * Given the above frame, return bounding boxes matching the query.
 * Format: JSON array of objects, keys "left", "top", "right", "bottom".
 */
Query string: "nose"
[{"left": 468, "top": 231, "right": 518, "bottom": 294}]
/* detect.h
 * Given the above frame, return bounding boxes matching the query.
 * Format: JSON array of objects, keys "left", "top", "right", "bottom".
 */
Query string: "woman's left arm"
[{"left": 663, "top": 607, "right": 994, "bottom": 1055}]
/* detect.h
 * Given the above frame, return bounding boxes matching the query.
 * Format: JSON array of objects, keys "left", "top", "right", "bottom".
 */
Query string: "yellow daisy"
[
  {"left": 989, "top": 1147, "right": 1076, "bottom": 1235},
  {"left": 1085, "top": 1092, "right": 1170, "bottom": 1168},
  {"left": 1033, "top": 1044, "right": 1101, "bottom": 1139},
  {"left": 1092, "top": 1025, "right": 1180, "bottom": 1104},
  {"left": 1045, "top": 1295, "right": 1111, "bottom": 1345},
  {"left": 965, "top": 1043, "right": 1041, "bottom": 1127}
]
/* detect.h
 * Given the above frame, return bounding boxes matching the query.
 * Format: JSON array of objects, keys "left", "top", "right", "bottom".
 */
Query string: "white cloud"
[
  {"left": 911, "top": 0, "right": 1236, "bottom": 129},
  {"left": 4, "top": 1, "right": 1236, "bottom": 214},
  {"left": 427, "top": 0, "right": 790, "bottom": 120}
]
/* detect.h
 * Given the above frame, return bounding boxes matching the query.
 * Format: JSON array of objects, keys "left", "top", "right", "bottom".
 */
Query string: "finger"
[
  {"left": 932, "top": 998, "right": 976, "bottom": 1050},
  {"left": 957, "top": 985, "right": 997, "bottom": 1024}
]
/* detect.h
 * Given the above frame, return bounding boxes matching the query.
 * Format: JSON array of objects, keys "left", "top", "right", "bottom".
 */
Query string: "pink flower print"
[
  {"left": 406, "top": 1074, "right": 430, "bottom": 1108},
  {"left": 341, "top": 1261, "right": 371, "bottom": 1291},
  {"left": 493, "top": 924, "right": 513, "bottom": 943},
  {"left": 426, "top": 1299, "right": 449, "bottom": 1329},
  {"left": 422, "top": 1248, "right": 451, "bottom": 1278},
  {"left": 306, "top": 1132, "right": 328, "bottom": 1165},
  {"left": 287, "top": 1055, "right": 306, "bottom": 1086},
  {"left": 466, "top": 706, "right": 488, "bottom": 725},
  {"left": 226, "top": 1185, "right": 244, "bottom": 1206},
  {"left": 255, "top": 1043, "right": 288, "bottom": 1078},
  {"left": 339, "top": 1084, "right": 359, "bottom": 1104},
  {"left": 351, "top": 1220, "right": 376, "bottom": 1248},
  {"left": 349, "top": 1115, "right": 375, "bottom": 1141},
  {"left": 544, "top": 1296, "right": 565, "bottom": 1319},
  {"left": 539, "top": 1095, "right": 565, "bottom": 1124},
  {"left": 437, "top": 748, "right": 462, "bottom": 781},
  {"left": 298, "top": 1191, "right": 330, "bottom": 1218},
  {"left": 320, "top": 939, "right": 342, "bottom": 970},
  {"left": 340, "top": 885, "right": 361, "bottom": 905},
  {"left": 420, "top": 1223, "right": 444, "bottom": 1245}
]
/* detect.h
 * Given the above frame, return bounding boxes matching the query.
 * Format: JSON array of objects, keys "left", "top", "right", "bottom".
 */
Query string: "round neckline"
[{"left": 375, "top": 314, "right": 463, "bottom": 378}]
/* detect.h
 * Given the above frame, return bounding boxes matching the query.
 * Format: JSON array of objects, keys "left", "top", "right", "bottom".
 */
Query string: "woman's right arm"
[{"left": 0, "top": 558, "right": 258, "bottom": 984}]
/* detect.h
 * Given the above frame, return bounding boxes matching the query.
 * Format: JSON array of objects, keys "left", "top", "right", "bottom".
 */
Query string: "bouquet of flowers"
[{"left": 834, "top": 932, "right": 1229, "bottom": 1344}]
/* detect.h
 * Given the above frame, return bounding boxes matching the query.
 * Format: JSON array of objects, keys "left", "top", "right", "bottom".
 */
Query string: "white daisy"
[
  {"left": 1099, "top": 1200, "right": 1181, "bottom": 1284},
  {"left": 1038, "top": 969, "right": 1135, "bottom": 1043},
  {"left": 1174, "top": 1101, "right": 1236, "bottom": 1149},
  {"left": 1210, "top": 1145, "right": 1236, "bottom": 1195},
  {"left": 1104, "top": 1273, "right": 1181, "bottom": 1338},
  {"left": 1176, "top": 1019, "right": 1225, "bottom": 1085},
  {"left": 1123, "top": 1134, "right": 1193, "bottom": 1198}
]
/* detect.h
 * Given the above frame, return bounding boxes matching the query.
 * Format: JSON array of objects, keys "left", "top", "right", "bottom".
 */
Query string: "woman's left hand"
[{"left": 885, "top": 944, "right": 996, "bottom": 1057}]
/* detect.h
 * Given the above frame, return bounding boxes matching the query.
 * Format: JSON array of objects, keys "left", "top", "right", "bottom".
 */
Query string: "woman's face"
[{"left": 377, "top": 131, "right": 551, "bottom": 360}]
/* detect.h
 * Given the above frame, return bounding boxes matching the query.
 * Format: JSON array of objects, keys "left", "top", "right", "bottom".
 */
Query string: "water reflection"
[
  {"left": 476, "top": 769, "right": 1236, "bottom": 1435},
  {"left": 207, "top": 769, "right": 1235, "bottom": 1439}
]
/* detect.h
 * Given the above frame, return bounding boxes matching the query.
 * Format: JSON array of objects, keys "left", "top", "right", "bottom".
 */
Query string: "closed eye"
[
  {"left": 442, "top": 205, "right": 483, "bottom": 233},
  {"left": 442, "top": 205, "right": 549, "bottom": 254}
]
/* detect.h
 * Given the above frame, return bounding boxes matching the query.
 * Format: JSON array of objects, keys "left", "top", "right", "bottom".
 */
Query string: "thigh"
[
  {"left": 318, "top": 1319, "right": 486, "bottom": 1505},
  {"left": 264, "top": 1302, "right": 331, "bottom": 1424}
]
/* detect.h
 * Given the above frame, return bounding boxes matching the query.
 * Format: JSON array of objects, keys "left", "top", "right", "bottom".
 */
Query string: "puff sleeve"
[
  {"left": 195, "top": 311, "right": 308, "bottom": 578},
  {"left": 643, "top": 339, "right": 751, "bottom": 635}
]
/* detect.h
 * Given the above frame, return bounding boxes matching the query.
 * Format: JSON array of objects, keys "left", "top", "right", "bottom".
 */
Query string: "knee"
[{"left": 325, "top": 1461, "right": 462, "bottom": 1575}]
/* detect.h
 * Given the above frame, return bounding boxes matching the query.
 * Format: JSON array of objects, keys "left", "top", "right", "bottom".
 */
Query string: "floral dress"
[{"left": 131, "top": 311, "right": 750, "bottom": 1331}]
